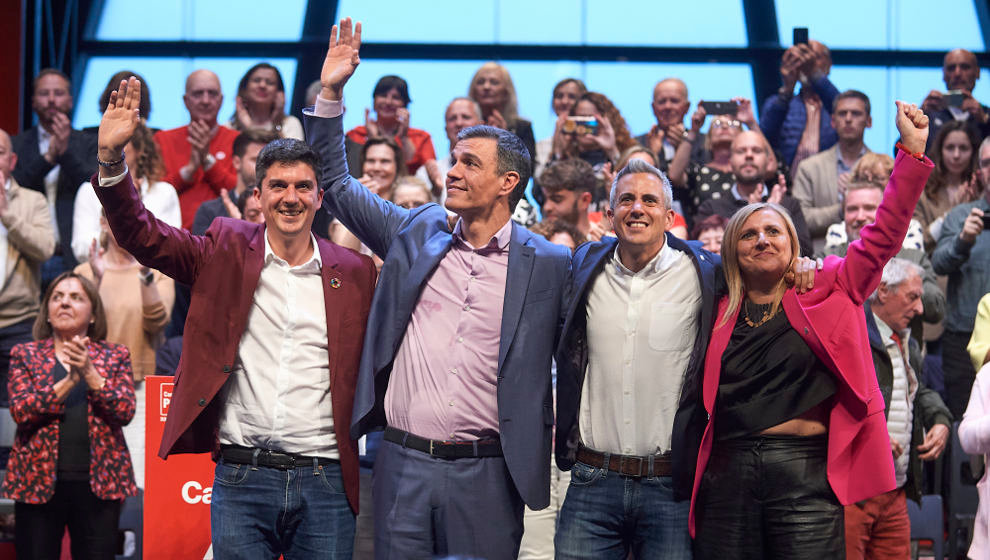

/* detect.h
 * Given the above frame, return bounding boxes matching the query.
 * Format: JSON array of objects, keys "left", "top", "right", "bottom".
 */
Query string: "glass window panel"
[
  {"left": 74, "top": 57, "right": 297, "bottom": 131},
  {"left": 825, "top": 65, "right": 990, "bottom": 152},
  {"left": 335, "top": 0, "right": 497, "bottom": 44},
  {"left": 585, "top": 0, "right": 747, "bottom": 46},
  {"left": 96, "top": 0, "right": 306, "bottom": 41},
  {"left": 775, "top": 0, "right": 984, "bottom": 51}
]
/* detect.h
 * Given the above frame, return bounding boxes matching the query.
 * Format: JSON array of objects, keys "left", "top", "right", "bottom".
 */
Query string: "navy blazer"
[
  {"left": 555, "top": 233, "right": 720, "bottom": 501},
  {"left": 305, "top": 112, "right": 572, "bottom": 510}
]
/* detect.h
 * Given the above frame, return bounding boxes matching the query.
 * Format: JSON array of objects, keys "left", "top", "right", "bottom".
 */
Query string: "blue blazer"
[
  {"left": 304, "top": 113, "right": 572, "bottom": 510},
  {"left": 555, "top": 233, "right": 720, "bottom": 501}
]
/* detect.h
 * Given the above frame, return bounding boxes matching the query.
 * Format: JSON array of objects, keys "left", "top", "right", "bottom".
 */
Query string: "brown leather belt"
[{"left": 576, "top": 444, "right": 672, "bottom": 478}]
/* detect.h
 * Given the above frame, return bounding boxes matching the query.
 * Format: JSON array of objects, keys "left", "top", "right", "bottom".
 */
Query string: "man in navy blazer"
[
  {"left": 308, "top": 19, "right": 571, "bottom": 558},
  {"left": 553, "top": 159, "right": 720, "bottom": 557}
]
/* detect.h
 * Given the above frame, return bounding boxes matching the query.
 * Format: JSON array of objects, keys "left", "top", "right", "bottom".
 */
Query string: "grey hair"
[
  {"left": 868, "top": 257, "right": 925, "bottom": 303},
  {"left": 446, "top": 96, "right": 483, "bottom": 122},
  {"left": 980, "top": 135, "right": 990, "bottom": 160},
  {"left": 609, "top": 158, "right": 673, "bottom": 209}
]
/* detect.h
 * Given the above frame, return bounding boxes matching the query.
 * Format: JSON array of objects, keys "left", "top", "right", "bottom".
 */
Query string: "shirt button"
[
  {"left": 449, "top": 400, "right": 454, "bottom": 407},
  {"left": 450, "top": 368, "right": 458, "bottom": 374},
  {"left": 463, "top": 304, "right": 470, "bottom": 311},
  {"left": 457, "top": 336, "right": 463, "bottom": 343},
  {"left": 624, "top": 419, "right": 631, "bottom": 425}
]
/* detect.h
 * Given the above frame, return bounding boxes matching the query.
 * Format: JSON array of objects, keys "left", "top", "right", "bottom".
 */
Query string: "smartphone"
[
  {"left": 793, "top": 27, "right": 809, "bottom": 45},
  {"left": 982, "top": 214, "right": 990, "bottom": 230},
  {"left": 946, "top": 90, "right": 966, "bottom": 108},
  {"left": 563, "top": 116, "right": 599, "bottom": 136},
  {"left": 700, "top": 101, "right": 737, "bottom": 115}
]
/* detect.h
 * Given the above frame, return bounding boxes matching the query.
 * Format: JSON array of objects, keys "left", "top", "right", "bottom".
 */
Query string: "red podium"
[{"left": 144, "top": 376, "right": 214, "bottom": 559}]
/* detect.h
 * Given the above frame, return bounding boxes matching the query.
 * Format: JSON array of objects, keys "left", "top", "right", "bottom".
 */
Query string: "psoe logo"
[
  {"left": 181, "top": 480, "right": 212, "bottom": 504},
  {"left": 160, "top": 383, "right": 174, "bottom": 417}
]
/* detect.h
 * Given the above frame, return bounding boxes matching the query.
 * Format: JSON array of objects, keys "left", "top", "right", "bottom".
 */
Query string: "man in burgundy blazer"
[{"left": 92, "top": 77, "right": 375, "bottom": 558}]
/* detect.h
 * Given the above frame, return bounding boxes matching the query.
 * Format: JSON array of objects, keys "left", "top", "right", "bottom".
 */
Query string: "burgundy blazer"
[
  {"left": 2, "top": 339, "right": 137, "bottom": 504},
  {"left": 92, "top": 173, "right": 376, "bottom": 513},
  {"left": 688, "top": 152, "right": 934, "bottom": 535}
]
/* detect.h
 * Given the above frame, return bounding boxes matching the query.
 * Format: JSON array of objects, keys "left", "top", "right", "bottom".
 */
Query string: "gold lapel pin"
[{"left": 330, "top": 278, "right": 342, "bottom": 289}]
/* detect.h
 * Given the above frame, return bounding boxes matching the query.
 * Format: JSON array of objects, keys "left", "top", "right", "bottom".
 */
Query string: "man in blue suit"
[
  {"left": 306, "top": 19, "right": 571, "bottom": 559},
  {"left": 553, "top": 159, "right": 720, "bottom": 558}
]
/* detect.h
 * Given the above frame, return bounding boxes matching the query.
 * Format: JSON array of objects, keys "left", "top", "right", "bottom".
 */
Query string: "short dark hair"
[
  {"left": 99, "top": 70, "right": 150, "bottom": 119},
  {"left": 255, "top": 138, "right": 322, "bottom": 188},
  {"left": 373, "top": 75, "right": 411, "bottom": 106},
  {"left": 690, "top": 213, "right": 729, "bottom": 241},
  {"left": 539, "top": 158, "right": 595, "bottom": 195},
  {"left": 529, "top": 218, "right": 587, "bottom": 249},
  {"left": 833, "top": 89, "right": 871, "bottom": 116},
  {"left": 456, "top": 124, "right": 532, "bottom": 210},
  {"left": 33, "top": 68, "right": 71, "bottom": 93},
  {"left": 360, "top": 136, "right": 407, "bottom": 179},
  {"left": 33, "top": 272, "right": 107, "bottom": 341},
  {"left": 233, "top": 129, "right": 279, "bottom": 159}
]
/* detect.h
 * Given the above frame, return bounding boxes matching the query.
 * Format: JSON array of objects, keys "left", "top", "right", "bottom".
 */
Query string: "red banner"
[{"left": 144, "top": 376, "right": 214, "bottom": 559}]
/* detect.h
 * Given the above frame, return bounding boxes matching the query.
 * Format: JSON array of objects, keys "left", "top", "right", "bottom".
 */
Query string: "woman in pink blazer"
[{"left": 690, "top": 103, "right": 933, "bottom": 558}]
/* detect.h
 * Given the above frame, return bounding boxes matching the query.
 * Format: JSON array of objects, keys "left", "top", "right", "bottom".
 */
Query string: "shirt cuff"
[
  {"left": 315, "top": 96, "right": 344, "bottom": 118},
  {"left": 98, "top": 165, "right": 129, "bottom": 187}
]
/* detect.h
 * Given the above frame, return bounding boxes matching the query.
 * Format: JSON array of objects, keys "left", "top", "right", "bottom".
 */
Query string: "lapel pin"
[{"left": 330, "top": 278, "right": 342, "bottom": 289}]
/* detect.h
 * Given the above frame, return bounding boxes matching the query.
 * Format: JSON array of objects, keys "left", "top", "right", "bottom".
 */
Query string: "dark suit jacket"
[
  {"left": 305, "top": 111, "right": 572, "bottom": 510},
  {"left": 11, "top": 126, "right": 97, "bottom": 265},
  {"left": 555, "top": 234, "right": 720, "bottom": 501},
  {"left": 93, "top": 173, "right": 376, "bottom": 513}
]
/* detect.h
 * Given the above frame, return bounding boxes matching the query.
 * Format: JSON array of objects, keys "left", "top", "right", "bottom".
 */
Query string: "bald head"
[
  {"left": 183, "top": 69, "right": 223, "bottom": 124},
  {"left": 0, "top": 129, "right": 17, "bottom": 180},
  {"left": 652, "top": 78, "right": 690, "bottom": 128},
  {"left": 944, "top": 49, "right": 980, "bottom": 91}
]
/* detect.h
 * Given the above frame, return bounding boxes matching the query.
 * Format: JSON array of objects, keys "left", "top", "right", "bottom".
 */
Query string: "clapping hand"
[
  {"left": 46, "top": 112, "right": 71, "bottom": 163},
  {"left": 88, "top": 239, "right": 106, "bottom": 283},
  {"left": 894, "top": 100, "right": 930, "bottom": 155},
  {"left": 486, "top": 109, "right": 508, "bottom": 130},
  {"left": 320, "top": 17, "right": 363, "bottom": 102},
  {"left": 768, "top": 173, "right": 787, "bottom": 205},
  {"left": 98, "top": 77, "right": 142, "bottom": 166}
]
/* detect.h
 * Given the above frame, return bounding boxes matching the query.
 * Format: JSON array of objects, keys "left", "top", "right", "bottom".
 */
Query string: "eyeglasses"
[
  {"left": 979, "top": 158, "right": 990, "bottom": 169},
  {"left": 711, "top": 119, "right": 741, "bottom": 129}
]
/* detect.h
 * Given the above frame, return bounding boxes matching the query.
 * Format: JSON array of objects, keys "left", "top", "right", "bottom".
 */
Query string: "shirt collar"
[
  {"left": 263, "top": 230, "right": 322, "bottom": 272},
  {"left": 873, "top": 311, "right": 911, "bottom": 348},
  {"left": 452, "top": 218, "right": 512, "bottom": 253},
  {"left": 730, "top": 183, "right": 765, "bottom": 202},
  {"left": 610, "top": 235, "right": 678, "bottom": 277}
]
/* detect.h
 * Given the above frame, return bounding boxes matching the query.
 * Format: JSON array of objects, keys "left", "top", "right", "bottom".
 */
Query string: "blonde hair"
[
  {"left": 851, "top": 152, "right": 894, "bottom": 187},
  {"left": 469, "top": 62, "right": 519, "bottom": 125},
  {"left": 717, "top": 202, "right": 800, "bottom": 328}
]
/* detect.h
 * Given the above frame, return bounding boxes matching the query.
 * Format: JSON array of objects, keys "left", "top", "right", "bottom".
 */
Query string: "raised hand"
[
  {"left": 894, "top": 100, "right": 930, "bottom": 155},
  {"left": 666, "top": 123, "right": 686, "bottom": 149},
  {"left": 235, "top": 96, "right": 254, "bottom": 129},
  {"left": 486, "top": 109, "right": 507, "bottom": 130},
  {"left": 768, "top": 174, "right": 787, "bottom": 205},
  {"left": 921, "top": 90, "right": 945, "bottom": 113},
  {"left": 98, "top": 77, "right": 142, "bottom": 164},
  {"left": 689, "top": 103, "right": 707, "bottom": 132},
  {"left": 733, "top": 97, "right": 756, "bottom": 128},
  {"left": 272, "top": 91, "right": 285, "bottom": 122},
  {"left": 364, "top": 108, "right": 381, "bottom": 138},
  {"left": 320, "top": 17, "right": 362, "bottom": 101},
  {"left": 961, "top": 91, "right": 987, "bottom": 124},
  {"left": 395, "top": 107, "right": 410, "bottom": 138},
  {"left": 46, "top": 112, "right": 71, "bottom": 163},
  {"left": 219, "top": 188, "right": 242, "bottom": 220},
  {"left": 959, "top": 207, "right": 984, "bottom": 244},
  {"left": 88, "top": 239, "right": 106, "bottom": 283}
]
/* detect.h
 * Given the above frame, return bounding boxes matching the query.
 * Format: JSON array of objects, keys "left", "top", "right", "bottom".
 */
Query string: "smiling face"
[
  {"left": 472, "top": 68, "right": 508, "bottom": 113},
  {"left": 183, "top": 70, "right": 223, "bottom": 124},
  {"left": 445, "top": 136, "right": 514, "bottom": 217},
  {"left": 552, "top": 81, "right": 583, "bottom": 116},
  {"left": 651, "top": 80, "right": 689, "bottom": 128},
  {"left": 941, "top": 130, "right": 974, "bottom": 177},
  {"left": 373, "top": 87, "right": 406, "bottom": 124},
  {"left": 608, "top": 173, "right": 673, "bottom": 261},
  {"left": 256, "top": 161, "right": 322, "bottom": 242},
  {"left": 735, "top": 208, "right": 794, "bottom": 284},
  {"left": 47, "top": 277, "right": 94, "bottom": 340},
  {"left": 362, "top": 143, "right": 399, "bottom": 190},
  {"left": 245, "top": 67, "right": 280, "bottom": 106}
]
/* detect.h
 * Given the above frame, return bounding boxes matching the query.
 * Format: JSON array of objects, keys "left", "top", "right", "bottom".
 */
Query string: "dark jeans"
[
  {"left": 211, "top": 459, "right": 355, "bottom": 560},
  {"left": 943, "top": 329, "right": 977, "bottom": 418},
  {"left": 694, "top": 434, "right": 843, "bottom": 560},
  {"left": 554, "top": 460, "right": 691, "bottom": 559},
  {"left": 15, "top": 480, "right": 122, "bottom": 560}
]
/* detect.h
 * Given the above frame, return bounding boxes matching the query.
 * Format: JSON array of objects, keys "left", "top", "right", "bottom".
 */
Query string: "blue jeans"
[
  {"left": 554, "top": 460, "right": 692, "bottom": 559},
  {"left": 210, "top": 459, "right": 355, "bottom": 560}
]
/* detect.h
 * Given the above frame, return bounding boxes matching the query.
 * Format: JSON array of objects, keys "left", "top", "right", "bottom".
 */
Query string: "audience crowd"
[{"left": 2, "top": 36, "right": 990, "bottom": 559}]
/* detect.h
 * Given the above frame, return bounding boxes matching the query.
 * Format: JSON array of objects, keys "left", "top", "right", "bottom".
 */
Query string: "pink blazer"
[{"left": 688, "top": 152, "right": 933, "bottom": 536}]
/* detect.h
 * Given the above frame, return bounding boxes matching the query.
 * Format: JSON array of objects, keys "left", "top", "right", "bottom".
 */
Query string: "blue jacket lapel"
[{"left": 498, "top": 224, "right": 535, "bottom": 372}]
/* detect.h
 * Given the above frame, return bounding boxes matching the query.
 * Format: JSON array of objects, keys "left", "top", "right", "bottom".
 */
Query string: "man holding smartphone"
[
  {"left": 921, "top": 49, "right": 990, "bottom": 150},
  {"left": 932, "top": 137, "right": 990, "bottom": 418}
]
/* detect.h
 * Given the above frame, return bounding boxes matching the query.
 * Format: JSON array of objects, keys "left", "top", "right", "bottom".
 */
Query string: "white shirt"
[
  {"left": 875, "top": 313, "right": 918, "bottom": 487},
  {"left": 72, "top": 178, "right": 182, "bottom": 263},
  {"left": 37, "top": 127, "right": 61, "bottom": 243},
  {"left": 218, "top": 232, "right": 337, "bottom": 458},
  {"left": 579, "top": 241, "right": 702, "bottom": 456}
]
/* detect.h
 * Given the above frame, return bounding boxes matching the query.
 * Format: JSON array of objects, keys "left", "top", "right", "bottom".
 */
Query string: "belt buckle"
[
  {"left": 621, "top": 455, "right": 644, "bottom": 476},
  {"left": 429, "top": 440, "right": 436, "bottom": 456}
]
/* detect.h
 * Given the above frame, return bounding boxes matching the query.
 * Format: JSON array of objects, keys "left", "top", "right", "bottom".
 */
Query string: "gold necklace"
[{"left": 743, "top": 300, "right": 776, "bottom": 328}]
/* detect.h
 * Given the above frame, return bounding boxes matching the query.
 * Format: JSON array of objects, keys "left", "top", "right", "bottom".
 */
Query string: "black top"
[
  {"left": 715, "top": 303, "right": 836, "bottom": 441},
  {"left": 53, "top": 360, "right": 90, "bottom": 480}
]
